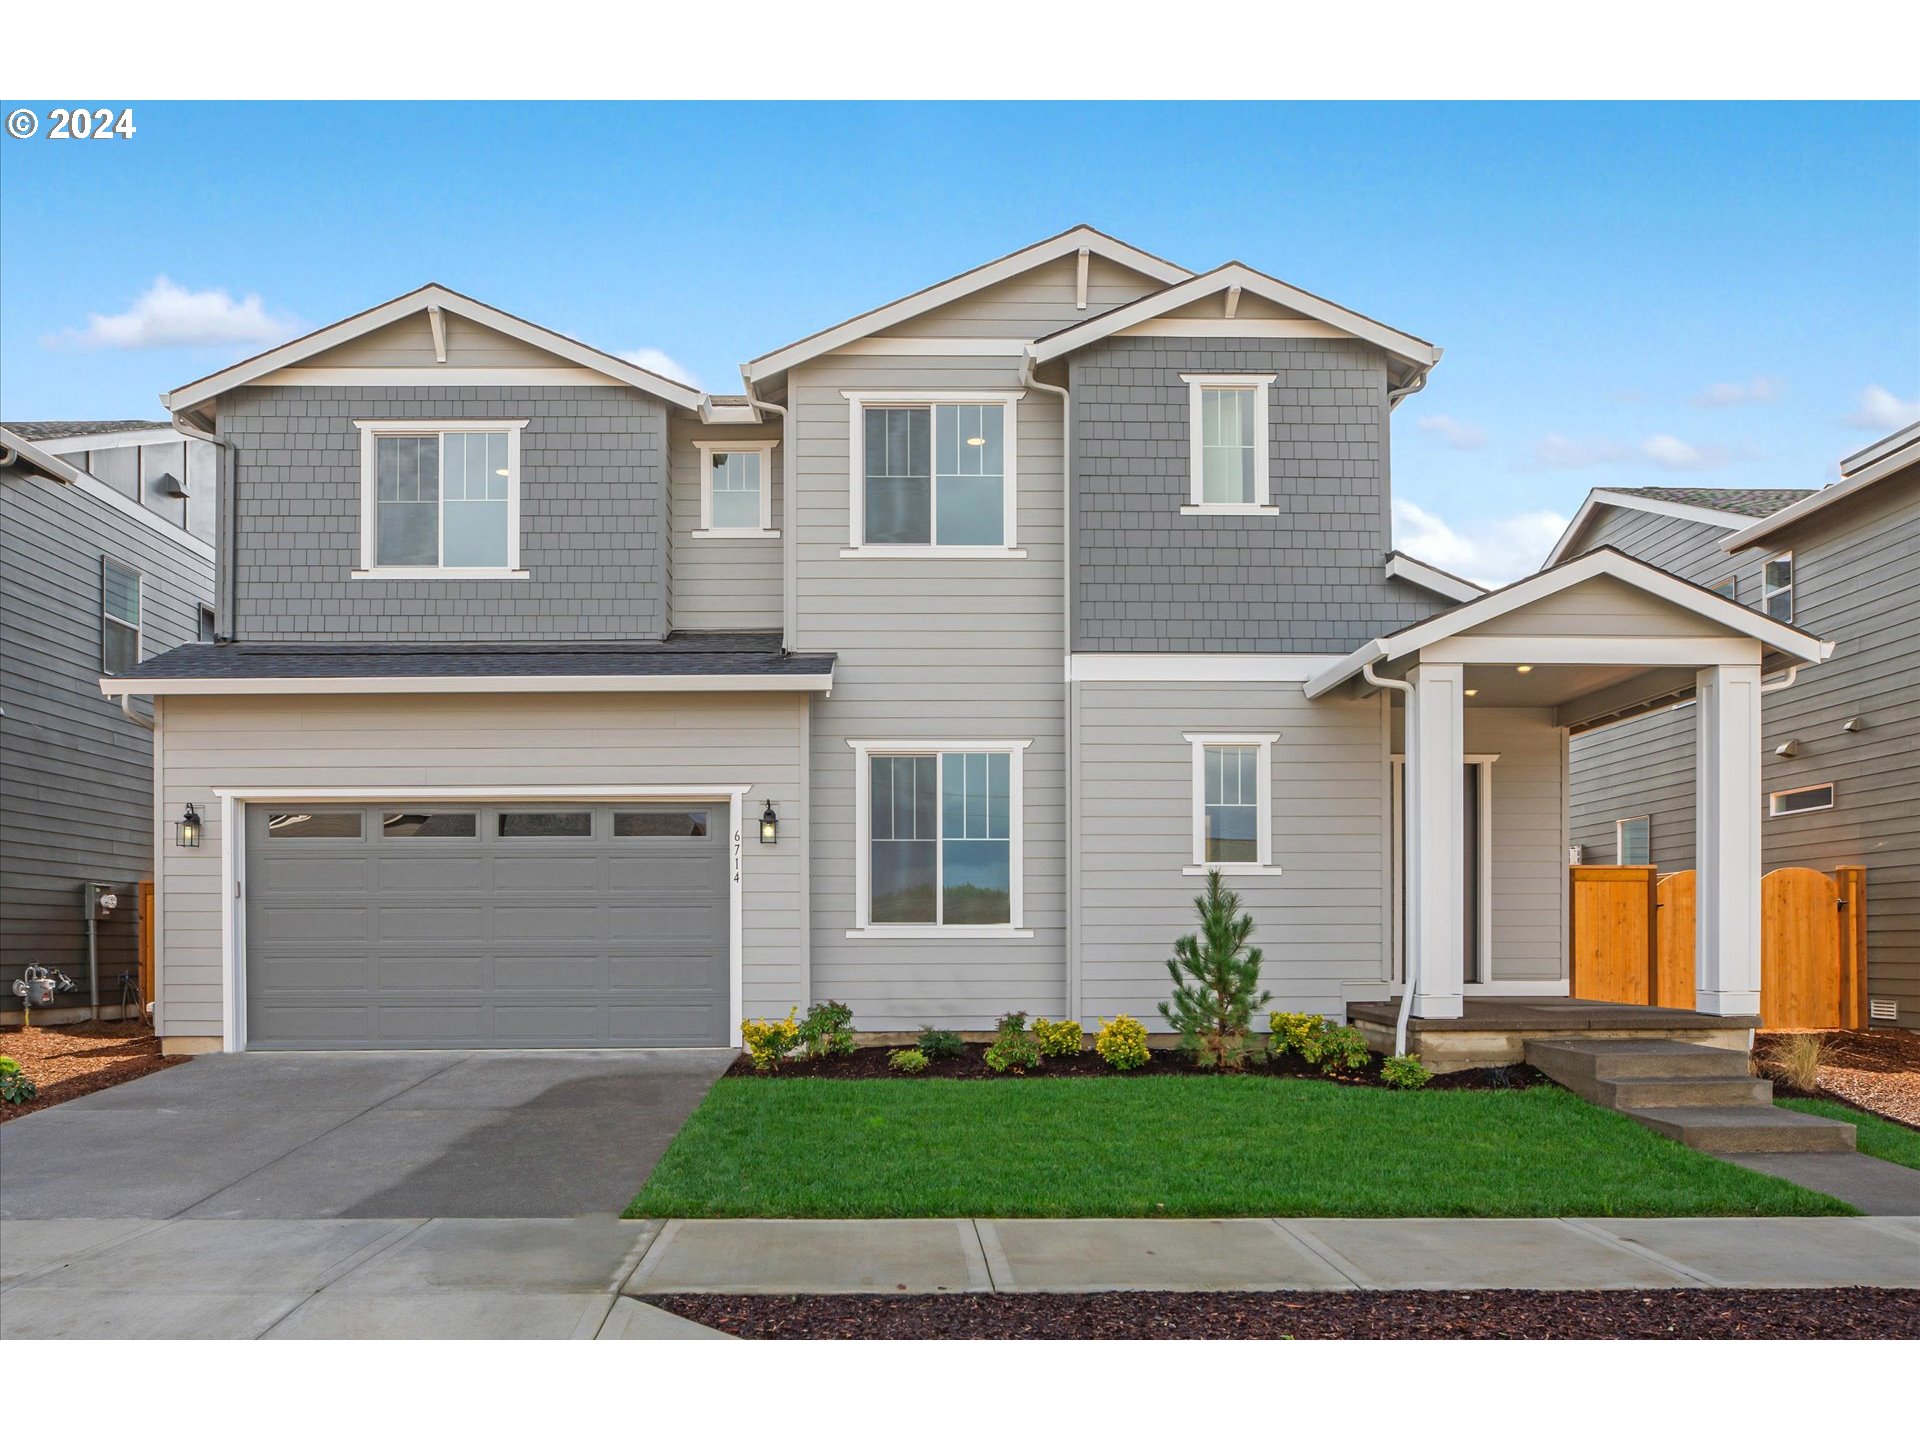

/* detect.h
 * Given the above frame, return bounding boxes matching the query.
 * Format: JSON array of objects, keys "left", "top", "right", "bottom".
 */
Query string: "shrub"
[
  {"left": 887, "top": 1047, "right": 930, "bottom": 1074},
  {"left": 1379, "top": 1053, "right": 1433, "bottom": 1090},
  {"left": 740, "top": 1010, "right": 801, "bottom": 1073},
  {"left": 0, "top": 1055, "right": 37, "bottom": 1106},
  {"left": 984, "top": 1012, "right": 1043, "bottom": 1074},
  {"left": 1314, "top": 1024, "right": 1372, "bottom": 1076},
  {"left": 1765, "top": 1032, "right": 1826, "bottom": 1094},
  {"left": 1094, "top": 1015, "right": 1152, "bottom": 1072},
  {"left": 1159, "top": 871, "right": 1272, "bottom": 1069},
  {"left": 796, "top": 1000, "right": 857, "bottom": 1060},
  {"left": 1269, "top": 1011, "right": 1330, "bottom": 1062},
  {"left": 1031, "top": 1017, "right": 1084, "bottom": 1058},
  {"left": 917, "top": 1027, "right": 967, "bottom": 1062}
]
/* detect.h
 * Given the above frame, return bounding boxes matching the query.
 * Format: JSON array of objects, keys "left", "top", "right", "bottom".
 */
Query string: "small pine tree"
[{"left": 1159, "top": 870, "right": 1272, "bottom": 1069}]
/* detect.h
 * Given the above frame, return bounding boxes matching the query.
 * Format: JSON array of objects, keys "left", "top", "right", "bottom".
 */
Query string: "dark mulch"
[
  {"left": 727, "top": 1043, "right": 1549, "bottom": 1092},
  {"left": 651, "top": 1287, "right": 1920, "bottom": 1340},
  {"left": 0, "top": 1021, "right": 187, "bottom": 1122}
]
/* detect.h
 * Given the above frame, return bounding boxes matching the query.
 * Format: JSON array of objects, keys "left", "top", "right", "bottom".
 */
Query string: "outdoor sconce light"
[
  {"left": 759, "top": 800, "right": 779, "bottom": 844},
  {"left": 176, "top": 802, "right": 203, "bottom": 849}
]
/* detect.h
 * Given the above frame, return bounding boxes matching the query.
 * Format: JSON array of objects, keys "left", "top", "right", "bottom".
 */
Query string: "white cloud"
[
  {"left": 1844, "top": 384, "right": 1920, "bottom": 431},
  {"left": 1416, "top": 414, "right": 1488, "bottom": 451},
  {"left": 1531, "top": 433, "right": 1628, "bottom": 469},
  {"left": 1529, "top": 432, "right": 1730, "bottom": 472},
  {"left": 1392, "top": 498, "right": 1568, "bottom": 588},
  {"left": 49, "top": 276, "right": 296, "bottom": 350},
  {"left": 1694, "top": 376, "right": 1782, "bottom": 408},
  {"left": 1640, "top": 433, "right": 1728, "bottom": 471},
  {"left": 618, "top": 347, "right": 700, "bottom": 389}
]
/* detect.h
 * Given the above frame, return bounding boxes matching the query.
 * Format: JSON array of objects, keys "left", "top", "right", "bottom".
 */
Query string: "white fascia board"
[
  {"left": 1543, "top": 489, "right": 1748, "bottom": 568},
  {"left": 100, "top": 672, "right": 833, "bottom": 698},
  {"left": 1838, "top": 420, "right": 1920, "bottom": 476},
  {"left": 743, "top": 226, "right": 1192, "bottom": 385},
  {"left": 33, "top": 427, "right": 177, "bottom": 454},
  {"left": 1384, "top": 552, "right": 1484, "bottom": 603},
  {"left": 1066, "top": 654, "right": 1337, "bottom": 683},
  {"left": 1723, "top": 444, "right": 1919, "bottom": 551},
  {"left": 1029, "top": 262, "right": 1439, "bottom": 368},
  {"left": 165, "top": 284, "right": 704, "bottom": 414},
  {"left": 1304, "top": 547, "right": 1832, "bottom": 699}
]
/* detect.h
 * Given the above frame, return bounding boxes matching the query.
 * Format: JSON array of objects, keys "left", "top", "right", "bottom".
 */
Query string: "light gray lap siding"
[
  {"left": 219, "top": 385, "right": 670, "bottom": 641},
  {"left": 667, "top": 418, "right": 783, "bottom": 632},
  {"left": 1070, "top": 335, "right": 1445, "bottom": 652}
]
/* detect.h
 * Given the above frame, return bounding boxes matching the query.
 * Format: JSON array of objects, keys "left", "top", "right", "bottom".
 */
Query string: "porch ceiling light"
[
  {"left": 1464, "top": 689, "right": 1478, "bottom": 698},
  {"left": 176, "top": 802, "right": 203, "bottom": 849},
  {"left": 759, "top": 800, "right": 779, "bottom": 844},
  {"left": 1515, "top": 664, "right": 1534, "bottom": 674}
]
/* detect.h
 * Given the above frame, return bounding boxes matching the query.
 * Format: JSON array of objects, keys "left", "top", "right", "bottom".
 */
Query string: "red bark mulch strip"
[
  {"left": 727, "top": 1043, "right": 1548, "bottom": 1091},
  {"left": 0, "top": 1021, "right": 188, "bottom": 1123},
  {"left": 651, "top": 1287, "right": 1920, "bottom": 1340},
  {"left": 1755, "top": 1028, "right": 1920, "bottom": 1129}
]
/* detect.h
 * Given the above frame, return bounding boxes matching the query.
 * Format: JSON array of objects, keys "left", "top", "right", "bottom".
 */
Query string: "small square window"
[
  {"left": 1616, "top": 816, "right": 1651, "bottom": 865},
  {"left": 1709, "top": 575, "right": 1737, "bottom": 601},
  {"left": 695, "top": 444, "right": 776, "bottom": 535}
]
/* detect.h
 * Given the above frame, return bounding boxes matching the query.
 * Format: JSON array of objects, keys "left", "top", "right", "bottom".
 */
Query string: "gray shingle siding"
[
  {"left": 218, "top": 386, "right": 670, "bottom": 641},
  {"left": 1069, "top": 335, "right": 1445, "bottom": 652}
]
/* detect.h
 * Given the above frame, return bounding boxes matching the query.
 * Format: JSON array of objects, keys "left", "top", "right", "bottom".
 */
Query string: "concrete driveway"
[{"left": 0, "top": 1048, "right": 733, "bottom": 1220}]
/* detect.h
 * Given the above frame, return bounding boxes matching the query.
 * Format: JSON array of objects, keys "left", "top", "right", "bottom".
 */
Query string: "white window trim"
[
  {"left": 1178, "top": 373, "right": 1278, "bottom": 514},
  {"left": 1761, "top": 550, "right": 1794, "bottom": 623},
  {"left": 1768, "top": 782, "right": 1835, "bottom": 817},
  {"left": 845, "top": 738, "right": 1032, "bottom": 938},
  {"left": 1183, "top": 732, "right": 1282, "bottom": 875},
  {"left": 692, "top": 440, "right": 779, "bottom": 538},
  {"left": 101, "top": 556, "right": 143, "bottom": 675},
  {"left": 352, "top": 419, "right": 530, "bottom": 579},
  {"left": 1709, "top": 573, "right": 1738, "bottom": 601},
  {"left": 842, "top": 390, "right": 1024, "bottom": 556},
  {"left": 1615, "top": 815, "right": 1652, "bottom": 865}
]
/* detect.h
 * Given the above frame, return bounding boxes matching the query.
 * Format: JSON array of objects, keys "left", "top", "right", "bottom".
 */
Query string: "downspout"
[
  {"left": 739, "top": 367, "right": 793, "bottom": 646},
  {"left": 1760, "top": 666, "right": 1799, "bottom": 694},
  {"left": 119, "top": 694, "right": 155, "bottom": 731},
  {"left": 170, "top": 410, "right": 237, "bottom": 641},
  {"left": 1023, "top": 351, "right": 1078, "bottom": 1020},
  {"left": 1361, "top": 661, "right": 1418, "bottom": 1056}
]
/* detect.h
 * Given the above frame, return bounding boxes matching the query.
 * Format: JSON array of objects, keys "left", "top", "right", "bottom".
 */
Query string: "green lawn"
[
  {"left": 627, "top": 1076, "right": 1853, "bottom": 1219},
  {"left": 1778, "top": 1097, "right": 1920, "bottom": 1171}
]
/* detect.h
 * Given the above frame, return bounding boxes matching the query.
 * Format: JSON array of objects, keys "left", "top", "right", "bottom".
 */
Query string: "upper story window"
[
  {"left": 694, "top": 442, "right": 777, "bottom": 537},
  {"left": 352, "top": 419, "right": 529, "bottom": 579},
  {"left": 1762, "top": 552, "right": 1794, "bottom": 622},
  {"left": 843, "top": 391, "right": 1022, "bottom": 556},
  {"left": 1179, "top": 373, "right": 1278, "bottom": 515},
  {"left": 1709, "top": 574, "right": 1737, "bottom": 601},
  {"left": 101, "top": 558, "right": 141, "bottom": 675}
]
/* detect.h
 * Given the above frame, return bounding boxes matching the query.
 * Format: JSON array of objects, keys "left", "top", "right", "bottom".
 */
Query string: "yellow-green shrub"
[
  {"left": 1031, "top": 1018, "right": 1084, "bottom": 1058},
  {"left": 887, "top": 1047, "right": 930, "bottom": 1074},
  {"left": 740, "top": 1010, "right": 801, "bottom": 1072},
  {"left": 1094, "top": 1015, "right": 1151, "bottom": 1071},
  {"left": 1379, "top": 1053, "right": 1432, "bottom": 1090},
  {"left": 1315, "top": 1024, "right": 1372, "bottom": 1076},
  {"left": 1268, "top": 1011, "right": 1329, "bottom": 1061}
]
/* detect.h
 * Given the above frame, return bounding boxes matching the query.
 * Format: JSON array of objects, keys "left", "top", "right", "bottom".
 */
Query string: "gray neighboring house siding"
[
  {"left": 219, "top": 385, "right": 670, "bottom": 641},
  {"left": 1070, "top": 335, "right": 1445, "bottom": 653},
  {"left": 1, "top": 464, "right": 212, "bottom": 1014},
  {"left": 1567, "top": 481, "right": 1920, "bottom": 1029}
]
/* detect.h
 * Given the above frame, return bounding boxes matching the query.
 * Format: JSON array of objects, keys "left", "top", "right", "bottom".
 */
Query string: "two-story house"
[
  {"left": 102, "top": 228, "right": 1830, "bottom": 1059},
  {"left": 1557, "top": 423, "right": 1920, "bottom": 1031}
]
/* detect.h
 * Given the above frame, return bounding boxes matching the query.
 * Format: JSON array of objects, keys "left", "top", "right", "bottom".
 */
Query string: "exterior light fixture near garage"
[
  {"left": 176, "top": 802, "right": 203, "bottom": 848},
  {"left": 760, "top": 800, "right": 779, "bottom": 844}
]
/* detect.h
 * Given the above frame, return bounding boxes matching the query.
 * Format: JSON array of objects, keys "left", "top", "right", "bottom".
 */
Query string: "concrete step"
[
  {"left": 1526, "top": 1037, "right": 1751, "bottom": 1083},
  {"left": 1597, "top": 1074, "right": 1775, "bottom": 1110},
  {"left": 1621, "top": 1105, "right": 1858, "bottom": 1155}
]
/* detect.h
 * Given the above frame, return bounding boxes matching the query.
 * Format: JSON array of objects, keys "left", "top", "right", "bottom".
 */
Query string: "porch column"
[
  {"left": 1406, "top": 661, "right": 1466, "bottom": 1019},
  {"left": 1694, "top": 662, "right": 1763, "bottom": 1015}
]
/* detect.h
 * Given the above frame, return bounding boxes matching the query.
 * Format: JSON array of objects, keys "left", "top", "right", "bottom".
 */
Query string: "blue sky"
[{"left": 3, "top": 101, "right": 1915, "bottom": 580}]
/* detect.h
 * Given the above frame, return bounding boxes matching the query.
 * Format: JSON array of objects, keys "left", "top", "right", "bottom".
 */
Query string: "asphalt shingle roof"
[
  {"left": 1605, "top": 486, "right": 1815, "bottom": 519},
  {"left": 2, "top": 420, "right": 171, "bottom": 441}
]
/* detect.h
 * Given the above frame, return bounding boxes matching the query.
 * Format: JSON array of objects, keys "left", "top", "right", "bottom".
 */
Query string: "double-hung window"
[
  {"left": 1761, "top": 552, "right": 1794, "bottom": 622},
  {"left": 101, "top": 558, "right": 142, "bottom": 675},
  {"left": 845, "top": 393, "right": 1021, "bottom": 553},
  {"left": 1185, "top": 733, "right": 1279, "bottom": 873},
  {"left": 852, "top": 740, "right": 1028, "bottom": 934},
  {"left": 694, "top": 442, "right": 777, "bottom": 536},
  {"left": 1180, "top": 374, "right": 1276, "bottom": 513},
  {"left": 354, "top": 419, "right": 527, "bottom": 578}
]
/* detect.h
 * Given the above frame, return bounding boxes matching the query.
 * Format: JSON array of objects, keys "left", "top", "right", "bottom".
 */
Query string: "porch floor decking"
[{"left": 1347, "top": 997, "right": 1760, "bottom": 1072}]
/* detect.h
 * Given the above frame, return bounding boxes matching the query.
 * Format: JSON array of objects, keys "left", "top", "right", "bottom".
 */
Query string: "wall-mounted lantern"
[
  {"left": 759, "top": 800, "right": 779, "bottom": 845},
  {"left": 176, "top": 802, "right": 203, "bottom": 848}
]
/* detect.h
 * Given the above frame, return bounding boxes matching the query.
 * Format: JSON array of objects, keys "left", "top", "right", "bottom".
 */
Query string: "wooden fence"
[
  {"left": 138, "top": 878, "right": 154, "bottom": 1013},
  {"left": 1571, "top": 864, "right": 1866, "bottom": 1029}
]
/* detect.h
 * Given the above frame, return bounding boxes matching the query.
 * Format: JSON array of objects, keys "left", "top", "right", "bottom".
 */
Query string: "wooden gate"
[
  {"left": 138, "top": 878, "right": 154, "bottom": 1016},
  {"left": 1570, "top": 864, "right": 1866, "bottom": 1028}
]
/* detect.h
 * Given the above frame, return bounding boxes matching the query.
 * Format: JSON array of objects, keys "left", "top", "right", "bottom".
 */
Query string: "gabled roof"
[
  {"left": 1542, "top": 485, "right": 1814, "bottom": 568},
  {"left": 1, "top": 419, "right": 169, "bottom": 441},
  {"left": 0, "top": 425, "right": 90, "bottom": 484},
  {"left": 742, "top": 225, "right": 1192, "bottom": 387},
  {"left": 164, "top": 284, "right": 705, "bottom": 416},
  {"left": 1026, "top": 262, "right": 1440, "bottom": 370},
  {"left": 1384, "top": 551, "right": 1485, "bottom": 603},
  {"left": 1725, "top": 421, "right": 1920, "bottom": 552},
  {"left": 1305, "top": 545, "right": 1832, "bottom": 700}
]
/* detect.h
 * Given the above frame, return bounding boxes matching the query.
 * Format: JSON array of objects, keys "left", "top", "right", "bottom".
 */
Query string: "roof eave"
[
  {"left": 1724, "top": 443, "right": 1920, "bottom": 552},
  {"left": 99, "top": 671, "right": 835, "bottom": 698}
]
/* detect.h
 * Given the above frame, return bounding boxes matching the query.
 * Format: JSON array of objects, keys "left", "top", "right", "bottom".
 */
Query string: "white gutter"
[
  {"left": 1359, "top": 662, "right": 1418, "bottom": 1057},
  {"left": 1761, "top": 666, "right": 1800, "bottom": 695},
  {"left": 119, "top": 694, "right": 155, "bottom": 730},
  {"left": 99, "top": 673, "right": 835, "bottom": 698},
  {"left": 1386, "top": 354, "right": 1440, "bottom": 411}
]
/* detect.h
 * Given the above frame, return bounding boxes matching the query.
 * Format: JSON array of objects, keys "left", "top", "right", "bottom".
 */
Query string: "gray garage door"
[{"left": 244, "top": 803, "right": 729, "bottom": 1049}]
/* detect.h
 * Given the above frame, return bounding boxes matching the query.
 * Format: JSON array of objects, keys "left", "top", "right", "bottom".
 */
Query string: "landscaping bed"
[
  {"left": 0, "top": 1021, "right": 187, "bottom": 1123},
  {"left": 1754, "top": 1028, "right": 1920, "bottom": 1128},
  {"left": 627, "top": 1074, "right": 1852, "bottom": 1219},
  {"left": 650, "top": 1286, "right": 1920, "bottom": 1340}
]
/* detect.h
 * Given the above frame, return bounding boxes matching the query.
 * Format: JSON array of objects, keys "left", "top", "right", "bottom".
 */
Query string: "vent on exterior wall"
[{"left": 1869, "top": 998, "right": 1898, "bottom": 1023}]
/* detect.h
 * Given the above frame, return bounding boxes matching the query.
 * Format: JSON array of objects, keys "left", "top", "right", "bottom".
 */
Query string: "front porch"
[{"left": 1347, "top": 996, "right": 1759, "bottom": 1073}]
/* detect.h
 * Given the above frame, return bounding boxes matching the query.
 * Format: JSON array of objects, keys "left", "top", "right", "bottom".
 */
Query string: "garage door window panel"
[
  {"left": 382, "top": 811, "right": 479, "bottom": 838},
  {"left": 498, "top": 811, "right": 593, "bottom": 838},
  {"left": 615, "top": 809, "right": 711, "bottom": 837},
  {"left": 267, "top": 811, "right": 364, "bottom": 839}
]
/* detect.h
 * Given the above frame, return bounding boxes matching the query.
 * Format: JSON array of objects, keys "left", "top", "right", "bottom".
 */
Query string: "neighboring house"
[
  {"left": 1, "top": 422, "right": 218, "bottom": 1020},
  {"left": 1557, "top": 427, "right": 1920, "bottom": 1031},
  {"left": 100, "top": 228, "right": 1829, "bottom": 1055}
]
